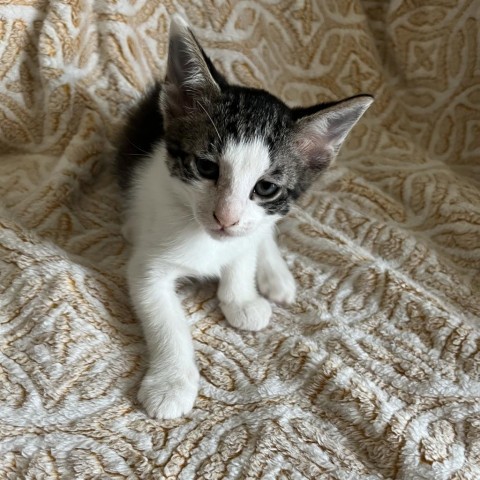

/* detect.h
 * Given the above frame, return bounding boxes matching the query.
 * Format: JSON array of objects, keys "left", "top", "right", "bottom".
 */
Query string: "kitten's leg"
[
  {"left": 218, "top": 250, "right": 272, "bottom": 331},
  {"left": 257, "top": 232, "right": 296, "bottom": 305},
  {"left": 128, "top": 252, "right": 199, "bottom": 419}
]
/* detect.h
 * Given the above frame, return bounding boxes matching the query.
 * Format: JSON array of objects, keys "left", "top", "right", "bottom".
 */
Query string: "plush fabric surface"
[{"left": 1, "top": 1, "right": 479, "bottom": 478}]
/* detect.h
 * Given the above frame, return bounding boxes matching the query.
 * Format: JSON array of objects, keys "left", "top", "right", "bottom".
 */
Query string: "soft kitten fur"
[{"left": 116, "top": 15, "right": 373, "bottom": 419}]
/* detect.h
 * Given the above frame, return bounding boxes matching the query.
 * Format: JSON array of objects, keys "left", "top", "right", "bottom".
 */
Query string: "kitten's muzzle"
[{"left": 208, "top": 212, "right": 243, "bottom": 239}]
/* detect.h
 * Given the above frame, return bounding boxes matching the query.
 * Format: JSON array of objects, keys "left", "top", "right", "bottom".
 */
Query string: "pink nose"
[{"left": 213, "top": 210, "right": 239, "bottom": 229}]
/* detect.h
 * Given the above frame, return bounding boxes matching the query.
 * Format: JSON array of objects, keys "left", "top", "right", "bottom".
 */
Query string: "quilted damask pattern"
[{"left": 1, "top": 0, "right": 479, "bottom": 478}]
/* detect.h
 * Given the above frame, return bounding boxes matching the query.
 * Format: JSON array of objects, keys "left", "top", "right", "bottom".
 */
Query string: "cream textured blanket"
[{"left": 1, "top": 1, "right": 479, "bottom": 478}]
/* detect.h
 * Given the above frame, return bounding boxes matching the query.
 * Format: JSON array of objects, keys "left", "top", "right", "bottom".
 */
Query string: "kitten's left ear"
[{"left": 292, "top": 95, "right": 373, "bottom": 171}]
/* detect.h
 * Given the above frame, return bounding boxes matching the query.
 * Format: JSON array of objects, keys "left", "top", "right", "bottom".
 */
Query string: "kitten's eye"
[
  {"left": 254, "top": 180, "right": 279, "bottom": 198},
  {"left": 195, "top": 157, "right": 219, "bottom": 180}
]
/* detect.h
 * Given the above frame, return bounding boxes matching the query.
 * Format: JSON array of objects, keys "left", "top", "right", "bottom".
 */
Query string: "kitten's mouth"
[{"left": 206, "top": 226, "right": 242, "bottom": 240}]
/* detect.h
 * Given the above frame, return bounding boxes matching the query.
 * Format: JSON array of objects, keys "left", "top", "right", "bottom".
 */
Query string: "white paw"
[
  {"left": 221, "top": 297, "right": 272, "bottom": 331},
  {"left": 257, "top": 264, "right": 296, "bottom": 305},
  {"left": 137, "top": 365, "right": 199, "bottom": 420}
]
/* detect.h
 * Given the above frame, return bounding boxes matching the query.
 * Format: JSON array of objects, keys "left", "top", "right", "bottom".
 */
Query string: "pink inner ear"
[
  {"left": 296, "top": 135, "right": 327, "bottom": 157},
  {"left": 293, "top": 96, "right": 373, "bottom": 169},
  {"left": 295, "top": 125, "right": 332, "bottom": 168}
]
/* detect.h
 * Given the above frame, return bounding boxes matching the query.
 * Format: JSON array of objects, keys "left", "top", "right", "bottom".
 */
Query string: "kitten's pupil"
[
  {"left": 254, "top": 180, "right": 279, "bottom": 198},
  {"left": 196, "top": 157, "right": 219, "bottom": 180}
]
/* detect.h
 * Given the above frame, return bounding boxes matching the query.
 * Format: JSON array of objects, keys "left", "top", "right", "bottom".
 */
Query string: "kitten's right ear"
[{"left": 161, "top": 15, "right": 221, "bottom": 118}]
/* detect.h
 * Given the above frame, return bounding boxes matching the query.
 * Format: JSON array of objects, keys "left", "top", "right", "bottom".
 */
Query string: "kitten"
[{"left": 116, "top": 15, "right": 373, "bottom": 419}]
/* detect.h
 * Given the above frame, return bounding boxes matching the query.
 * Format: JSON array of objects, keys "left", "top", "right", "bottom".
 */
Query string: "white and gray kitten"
[{"left": 116, "top": 15, "right": 373, "bottom": 419}]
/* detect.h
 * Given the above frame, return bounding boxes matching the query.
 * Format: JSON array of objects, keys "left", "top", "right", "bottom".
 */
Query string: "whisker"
[
  {"left": 196, "top": 101, "right": 222, "bottom": 142},
  {"left": 127, "top": 138, "right": 152, "bottom": 155}
]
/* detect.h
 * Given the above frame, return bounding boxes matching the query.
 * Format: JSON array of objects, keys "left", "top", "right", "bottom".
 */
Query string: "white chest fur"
[{"left": 156, "top": 223, "right": 262, "bottom": 277}]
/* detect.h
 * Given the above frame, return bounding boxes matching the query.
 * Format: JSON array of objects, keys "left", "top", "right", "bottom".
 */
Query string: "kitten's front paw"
[
  {"left": 137, "top": 365, "right": 199, "bottom": 420},
  {"left": 257, "top": 264, "right": 296, "bottom": 305},
  {"left": 221, "top": 297, "right": 272, "bottom": 331}
]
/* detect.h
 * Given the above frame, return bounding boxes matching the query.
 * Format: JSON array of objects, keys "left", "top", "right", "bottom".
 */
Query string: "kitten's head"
[{"left": 160, "top": 15, "right": 373, "bottom": 240}]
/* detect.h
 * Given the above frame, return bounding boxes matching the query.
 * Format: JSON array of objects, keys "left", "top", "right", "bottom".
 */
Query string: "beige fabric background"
[{"left": 1, "top": 0, "right": 479, "bottom": 478}]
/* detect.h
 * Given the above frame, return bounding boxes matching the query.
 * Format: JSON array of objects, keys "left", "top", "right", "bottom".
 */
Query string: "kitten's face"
[
  {"left": 163, "top": 89, "right": 308, "bottom": 239},
  {"left": 169, "top": 138, "right": 281, "bottom": 239},
  {"left": 159, "top": 15, "right": 373, "bottom": 240},
  {"left": 187, "top": 137, "right": 279, "bottom": 239}
]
